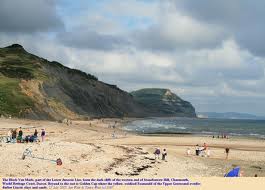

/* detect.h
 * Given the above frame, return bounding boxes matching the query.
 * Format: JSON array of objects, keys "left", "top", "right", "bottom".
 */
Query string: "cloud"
[
  {"left": 0, "top": 0, "right": 64, "bottom": 33},
  {"left": 174, "top": 0, "right": 265, "bottom": 56},
  {"left": 58, "top": 1, "right": 226, "bottom": 52},
  {"left": 58, "top": 30, "right": 129, "bottom": 50},
  {"left": 132, "top": 5, "right": 226, "bottom": 51}
]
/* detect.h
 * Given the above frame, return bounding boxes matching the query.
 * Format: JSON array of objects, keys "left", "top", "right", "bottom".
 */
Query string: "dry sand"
[{"left": 0, "top": 118, "right": 265, "bottom": 178}]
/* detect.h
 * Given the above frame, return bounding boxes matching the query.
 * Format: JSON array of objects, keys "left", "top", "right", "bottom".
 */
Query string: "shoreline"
[{"left": 121, "top": 117, "right": 265, "bottom": 141}]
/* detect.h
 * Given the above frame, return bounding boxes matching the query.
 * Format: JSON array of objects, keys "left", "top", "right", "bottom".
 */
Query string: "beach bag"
[{"left": 56, "top": 158, "right": 62, "bottom": 166}]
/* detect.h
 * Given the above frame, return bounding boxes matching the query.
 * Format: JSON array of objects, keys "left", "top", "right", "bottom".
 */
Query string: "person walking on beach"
[
  {"left": 154, "top": 148, "right": 161, "bottom": 159},
  {"left": 41, "top": 129, "right": 46, "bottom": 142},
  {"left": 225, "top": 147, "right": 230, "bottom": 159},
  {"left": 162, "top": 149, "right": 167, "bottom": 160}
]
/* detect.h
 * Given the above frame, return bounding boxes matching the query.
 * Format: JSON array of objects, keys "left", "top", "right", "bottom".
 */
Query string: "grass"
[
  {"left": 0, "top": 49, "right": 50, "bottom": 80},
  {"left": 0, "top": 49, "right": 39, "bottom": 116},
  {"left": 0, "top": 45, "right": 97, "bottom": 117},
  {"left": 0, "top": 75, "right": 34, "bottom": 117}
]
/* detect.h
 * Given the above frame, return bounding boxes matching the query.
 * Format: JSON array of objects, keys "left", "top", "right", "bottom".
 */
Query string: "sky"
[{"left": 0, "top": 0, "right": 265, "bottom": 115}]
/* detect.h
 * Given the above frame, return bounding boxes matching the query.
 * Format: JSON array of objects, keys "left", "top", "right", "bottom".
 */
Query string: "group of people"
[
  {"left": 185, "top": 143, "right": 230, "bottom": 160},
  {"left": 6, "top": 127, "right": 46, "bottom": 143},
  {"left": 154, "top": 148, "right": 167, "bottom": 161},
  {"left": 153, "top": 143, "right": 231, "bottom": 161},
  {"left": 193, "top": 143, "right": 211, "bottom": 157},
  {"left": 213, "top": 134, "right": 229, "bottom": 139}
]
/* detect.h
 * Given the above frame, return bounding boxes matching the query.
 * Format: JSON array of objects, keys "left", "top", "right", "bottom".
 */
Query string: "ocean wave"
[
  {"left": 124, "top": 118, "right": 265, "bottom": 139},
  {"left": 176, "top": 126, "right": 187, "bottom": 130}
]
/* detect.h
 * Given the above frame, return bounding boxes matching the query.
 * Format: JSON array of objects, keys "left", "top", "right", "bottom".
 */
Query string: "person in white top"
[
  {"left": 7, "top": 129, "right": 12, "bottom": 143},
  {"left": 186, "top": 148, "right": 191, "bottom": 156},
  {"left": 162, "top": 149, "right": 167, "bottom": 160}
]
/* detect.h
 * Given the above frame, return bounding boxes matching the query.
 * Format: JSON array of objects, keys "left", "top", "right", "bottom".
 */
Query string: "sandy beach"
[{"left": 0, "top": 118, "right": 265, "bottom": 178}]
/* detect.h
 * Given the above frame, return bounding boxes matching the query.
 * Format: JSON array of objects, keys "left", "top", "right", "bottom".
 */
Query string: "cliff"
[{"left": 131, "top": 88, "right": 196, "bottom": 117}]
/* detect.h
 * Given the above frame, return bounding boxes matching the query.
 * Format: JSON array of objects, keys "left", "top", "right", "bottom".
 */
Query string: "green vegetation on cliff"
[{"left": 0, "top": 75, "right": 33, "bottom": 116}]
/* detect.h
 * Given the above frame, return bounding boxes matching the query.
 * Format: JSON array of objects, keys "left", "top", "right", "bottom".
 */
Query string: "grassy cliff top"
[{"left": 0, "top": 44, "right": 98, "bottom": 117}]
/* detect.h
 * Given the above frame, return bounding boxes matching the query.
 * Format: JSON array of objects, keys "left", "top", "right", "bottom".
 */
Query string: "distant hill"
[
  {"left": 131, "top": 88, "right": 196, "bottom": 117},
  {"left": 198, "top": 112, "right": 265, "bottom": 120}
]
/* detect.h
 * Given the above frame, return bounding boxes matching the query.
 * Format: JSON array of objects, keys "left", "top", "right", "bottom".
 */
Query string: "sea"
[{"left": 123, "top": 117, "right": 265, "bottom": 139}]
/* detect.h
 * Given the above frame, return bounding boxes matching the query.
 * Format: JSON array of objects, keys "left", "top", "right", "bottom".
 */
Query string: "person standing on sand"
[
  {"left": 225, "top": 147, "right": 230, "bottom": 159},
  {"left": 18, "top": 127, "right": 23, "bottom": 137},
  {"left": 33, "top": 129, "right": 38, "bottom": 141},
  {"left": 34, "top": 129, "right": 38, "bottom": 137},
  {"left": 41, "top": 129, "right": 46, "bottom": 142},
  {"left": 7, "top": 129, "right": 12, "bottom": 143},
  {"left": 195, "top": 144, "right": 200, "bottom": 156},
  {"left": 17, "top": 127, "right": 23, "bottom": 143},
  {"left": 162, "top": 149, "right": 167, "bottom": 160},
  {"left": 154, "top": 148, "right": 161, "bottom": 159}
]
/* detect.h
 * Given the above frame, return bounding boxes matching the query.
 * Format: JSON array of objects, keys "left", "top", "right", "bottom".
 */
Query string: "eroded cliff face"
[
  {"left": 0, "top": 44, "right": 196, "bottom": 120},
  {"left": 0, "top": 44, "right": 146, "bottom": 120},
  {"left": 131, "top": 88, "right": 197, "bottom": 117}
]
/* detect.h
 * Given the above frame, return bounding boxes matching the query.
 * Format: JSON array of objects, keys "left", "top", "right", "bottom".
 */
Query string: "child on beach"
[
  {"left": 162, "top": 149, "right": 167, "bottom": 160},
  {"left": 41, "top": 129, "right": 46, "bottom": 142}
]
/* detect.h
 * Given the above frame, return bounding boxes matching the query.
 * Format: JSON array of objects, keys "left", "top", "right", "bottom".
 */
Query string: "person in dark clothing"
[
  {"left": 154, "top": 148, "right": 161, "bottom": 159},
  {"left": 24, "top": 135, "right": 30, "bottom": 143},
  {"left": 41, "top": 129, "right": 46, "bottom": 142},
  {"left": 17, "top": 127, "right": 23, "bottom": 143},
  {"left": 34, "top": 129, "right": 38, "bottom": 137},
  {"left": 32, "top": 129, "right": 38, "bottom": 142},
  {"left": 29, "top": 135, "right": 35, "bottom": 142},
  {"left": 225, "top": 147, "right": 230, "bottom": 159},
  {"left": 12, "top": 129, "right": 17, "bottom": 140},
  {"left": 18, "top": 127, "right": 23, "bottom": 137}
]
